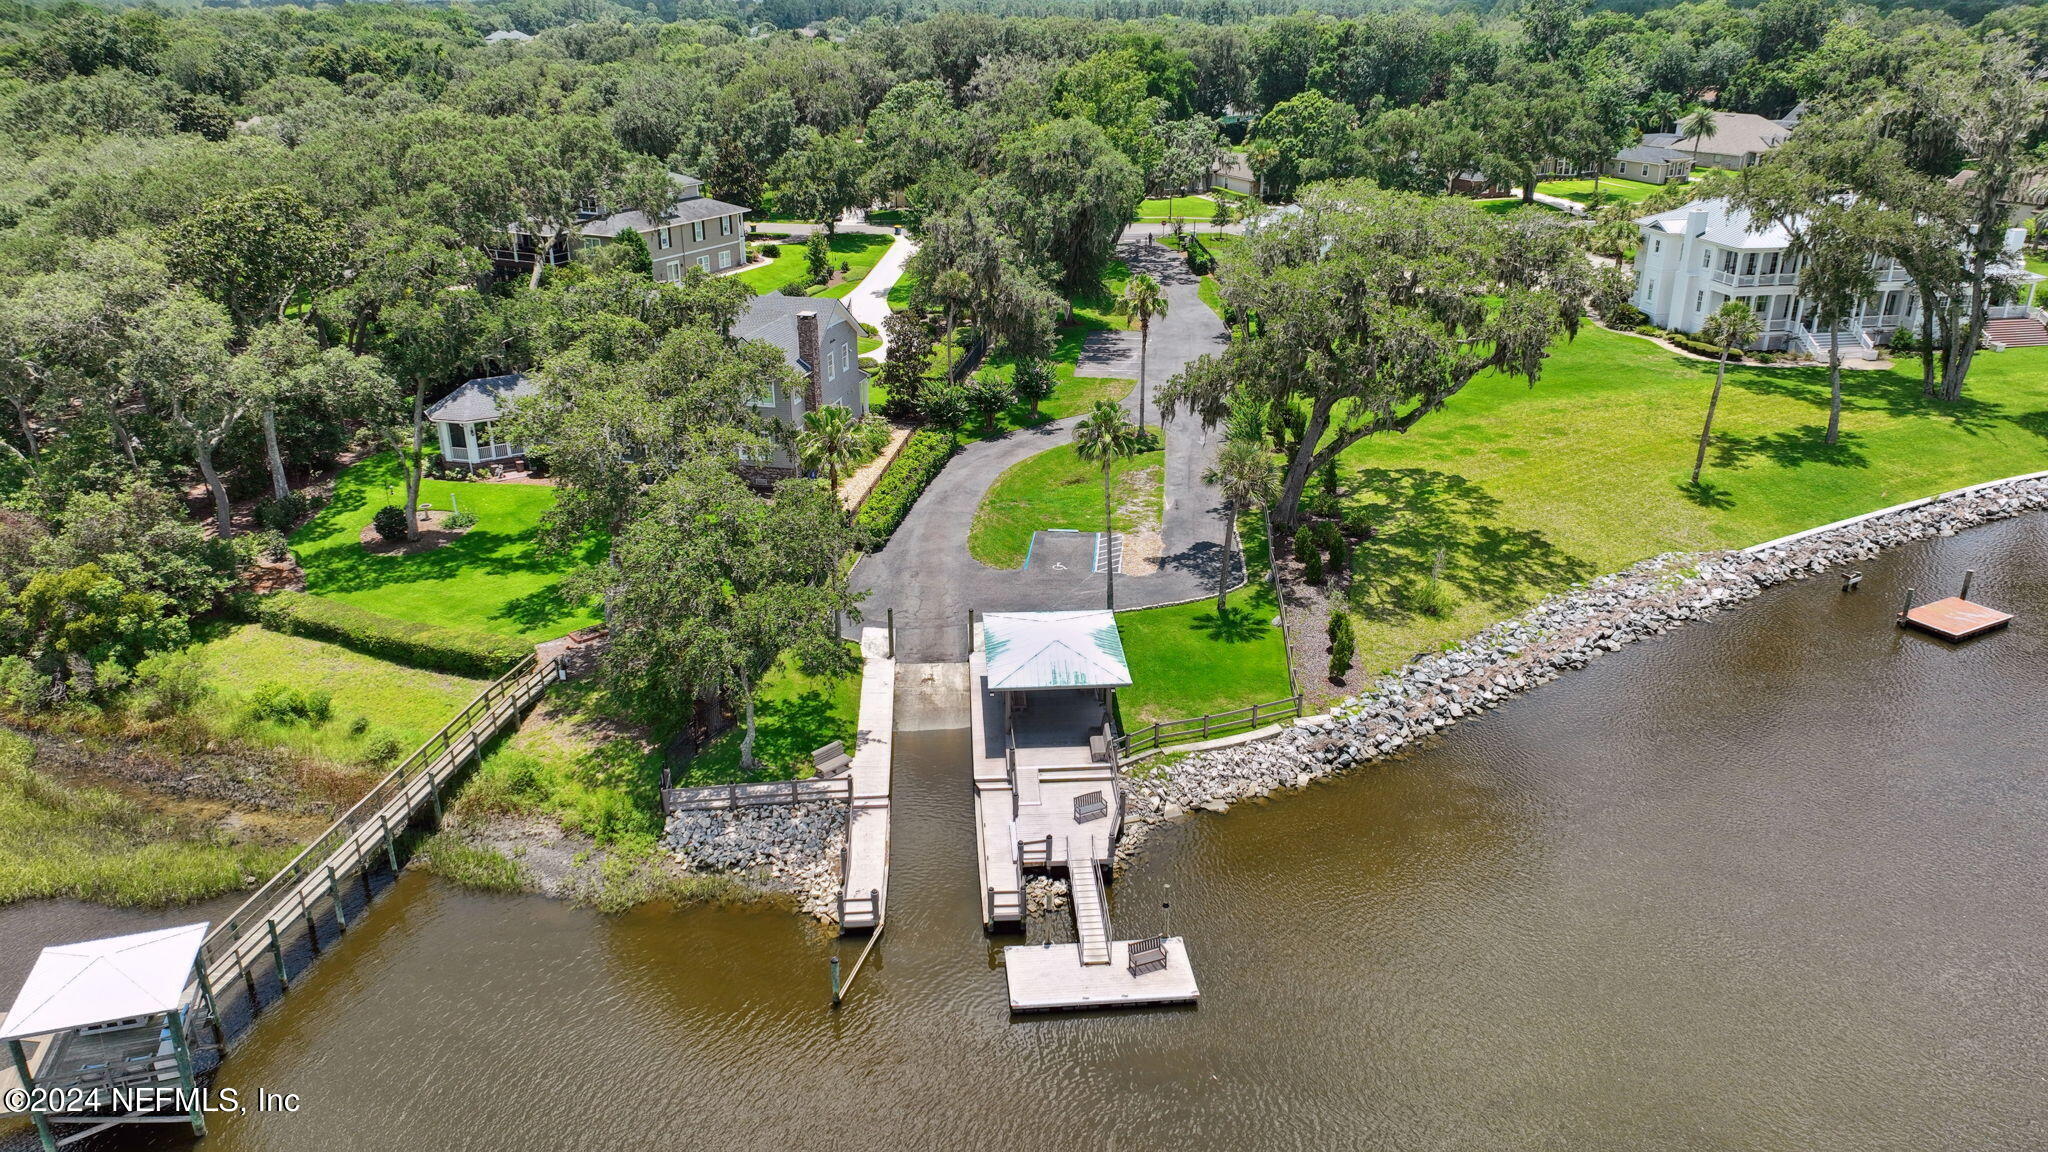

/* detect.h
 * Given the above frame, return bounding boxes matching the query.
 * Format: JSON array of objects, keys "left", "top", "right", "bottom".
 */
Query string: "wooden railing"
[
  {"left": 662, "top": 776, "right": 852, "bottom": 813},
  {"left": 1112, "top": 695, "right": 1303, "bottom": 758},
  {"left": 197, "top": 653, "right": 555, "bottom": 993}
]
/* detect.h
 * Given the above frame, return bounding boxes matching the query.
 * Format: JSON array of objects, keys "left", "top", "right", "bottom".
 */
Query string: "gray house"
[
  {"left": 730, "top": 294, "right": 869, "bottom": 474},
  {"left": 491, "top": 173, "right": 749, "bottom": 282}
]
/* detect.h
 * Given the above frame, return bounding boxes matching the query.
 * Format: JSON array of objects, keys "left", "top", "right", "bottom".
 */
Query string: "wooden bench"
[
  {"left": 1128, "top": 937, "right": 1169, "bottom": 977},
  {"left": 1074, "top": 790, "right": 1108, "bottom": 824},
  {"left": 812, "top": 740, "right": 853, "bottom": 778}
]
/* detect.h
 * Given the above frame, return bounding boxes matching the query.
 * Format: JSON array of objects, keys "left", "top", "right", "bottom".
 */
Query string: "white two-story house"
[{"left": 1631, "top": 198, "right": 2044, "bottom": 359}]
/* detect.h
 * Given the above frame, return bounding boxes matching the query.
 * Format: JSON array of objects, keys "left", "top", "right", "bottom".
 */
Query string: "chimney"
[
  {"left": 1685, "top": 206, "right": 1708, "bottom": 238},
  {"left": 796, "top": 310, "right": 822, "bottom": 412}
]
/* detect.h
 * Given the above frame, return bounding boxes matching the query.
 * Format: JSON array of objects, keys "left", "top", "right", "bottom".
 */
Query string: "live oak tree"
[
  {"left": 1164, "top": 181, "right": 1590, "bottom": 528},
  {"left": 124, "top": 291, "right": 241, "bottom": 536},
  {"left": 594, "top": 461, "right": 861, "bottom": 770}
]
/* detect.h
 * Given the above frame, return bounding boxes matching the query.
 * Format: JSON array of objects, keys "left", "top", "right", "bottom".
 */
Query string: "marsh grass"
[{"left": 0, "top": 729, "right": 291, "bottom": 907}]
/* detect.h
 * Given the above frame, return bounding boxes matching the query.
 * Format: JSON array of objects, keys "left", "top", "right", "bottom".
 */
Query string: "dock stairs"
[
  {"left": 1986, "top": 317, "right": 2048, "bottom": 348},
  {"left": 1069, "top": 857, "right": 1112, "bottom": 965}
]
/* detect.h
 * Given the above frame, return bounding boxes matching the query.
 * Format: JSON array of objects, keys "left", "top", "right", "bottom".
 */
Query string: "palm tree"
[
  {"left": 1073, "top": 401, "right": 1145, "bottom": 610},
  {"left": 1590, "top": 202, "right": 1636, "bottom": 266},
  {"left": 1202, "top": 439, "right": 1278, "bottom": 611},
  {"left": 1681, "top": 106, "right": 1718, "bottom": 165},
  {"left": 1691, "top": 301, "right": 1761, "bottom": 484},
  {"left": 1113, "top": 273, "right": 1169, "bottom": 430},
  {"left": 797, "top": 404, "right": 862, "bottom": 505}
]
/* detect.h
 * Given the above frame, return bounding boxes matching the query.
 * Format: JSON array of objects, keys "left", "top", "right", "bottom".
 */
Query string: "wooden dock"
[
  {"left": 839, "top": 627, "right": 895, "bottom": 931},
  {"left": 1005, "top": 938, "right": 1200, "bottom": 1012},
  {"left": 1902, "top": 596, "right": 2013, "bottom": 641}
]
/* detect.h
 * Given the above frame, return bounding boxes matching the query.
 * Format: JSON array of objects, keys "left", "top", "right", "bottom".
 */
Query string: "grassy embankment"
[
  {"left": 968, "top": 440, "right": 1166, "bottom": 568},
  {"left": 291, "top": 452, "right": 602, "bottom": 641},
  {"left": 0, "top": 728, "right": 294, "bottom": 907},
  {"left": 736, "top": 232, "right": 895, "bottom": 298},
  {"left": 1326, "top": 326, "right": 2048, "bottom": 676}
]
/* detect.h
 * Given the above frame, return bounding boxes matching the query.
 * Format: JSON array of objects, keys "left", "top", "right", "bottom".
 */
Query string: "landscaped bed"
[
  {"left": 289, "top": 453, "right": 603, "bottom": 642},
  {"left": 969, "top": 440, "right": 1165, "bottom": 569}
]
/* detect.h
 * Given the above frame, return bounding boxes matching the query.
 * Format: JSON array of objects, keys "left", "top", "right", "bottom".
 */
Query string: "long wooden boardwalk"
[
  {"left": 192, "top": 653, "right": 559, "bottom": 1025},
  {"left": 839, "top": 626, "right": 895, "bottom": 930}
]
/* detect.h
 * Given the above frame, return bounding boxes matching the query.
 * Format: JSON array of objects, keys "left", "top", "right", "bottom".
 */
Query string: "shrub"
[
  {"left": 445, "top": 509, "right": 478, "bottom": 530},
  {"left": 347, "top": 715, "right": 370, "bottom": 737},
  {"left": 777, "top": 280, "right": 809, "bottom": 297},
  {"left": 255, "top": 491, "right": 317, "bottom": 532},
  {"left": 758, "top": 242, "right": 781, "bottom": 259},
  {"left": 131, "top": 649, "right": 213, "bottom": 721},
  {"left": 1406, "top": 579, "right": 1457, "bottom": 618},
  {"left": 1327, "top": 612, "right": 1354, "bottom": 681},
  {"left": 256, "top": 592, "right": 532, "bottom": 677},
  {"left": 852, "top": 428, "right": 957, "bottom": 545},
  {"left": 357, "top": 732, "right": 406, "bottom": 766},
  {"left": 1326, "top": 533, "right": 1349, "bottom": 574},
  {"left": 372, "top": 505, "right": 408, "bottom": 542},
  {"left": 1605, "top": 302, "right": 1649, "bottom": 328},
  {"left": 1301, "top": 546, "right": 1325, "bottom": 584},
  {"left": 245, "top": 682, "right": 332, "bottom": 725}
]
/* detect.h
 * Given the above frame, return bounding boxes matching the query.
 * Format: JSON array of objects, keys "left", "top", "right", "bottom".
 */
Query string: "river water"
[{"left": 11, "top": 514, "right": 2048, "bottom": 1151}]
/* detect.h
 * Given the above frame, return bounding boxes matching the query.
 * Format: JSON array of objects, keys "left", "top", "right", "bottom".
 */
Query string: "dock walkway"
[{"left": 839, "top": 627, "right": 895, "bottom": 930}]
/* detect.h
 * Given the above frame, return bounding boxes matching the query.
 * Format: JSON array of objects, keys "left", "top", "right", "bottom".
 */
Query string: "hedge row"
[
  {"left": 256, "top": 592, "right": 532, "bottom": 678},
  {"left": 852, "top": 428, "right": 957, "bottom": 545}
]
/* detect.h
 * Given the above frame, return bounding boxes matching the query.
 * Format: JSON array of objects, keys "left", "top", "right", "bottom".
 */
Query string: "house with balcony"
[
  {"left": 426, "top": 373, "right": 535, "bottom": 470},
  {"left": 1631, "top": 198, "right": 2045, "bottom": 359},
  {"left": 489, "top": 173, "right": 749, "bottom": 283}
]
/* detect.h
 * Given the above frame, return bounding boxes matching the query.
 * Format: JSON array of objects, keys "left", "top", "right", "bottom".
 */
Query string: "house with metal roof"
[{"left": 489, "top": 172, "right": 749, "bottom": 283}]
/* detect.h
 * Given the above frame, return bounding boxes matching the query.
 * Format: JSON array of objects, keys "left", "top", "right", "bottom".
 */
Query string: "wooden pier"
[
  {"left": 1902, "top": 597, "right": 2013, "bottom": 641},
  {"left": 192, "top": 653, "right": 558, "bottom": 1028},
  {"left": 838, "top": 627, "right": 894, "bottom": 930},
  {"left": 969, "top": 612, "right": 1202, "bottom": 1013}
]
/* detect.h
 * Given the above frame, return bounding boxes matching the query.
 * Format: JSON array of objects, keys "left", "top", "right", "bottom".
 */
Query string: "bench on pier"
[
  {"left": 812, "top": 740, "right": 854, "bottom": 778},
  {"left": 1074, "top": 791, "right": 1108, "bottom": 824},
  {"left": 1128, "top": 937, "right": 1170, "bottom": 977}
]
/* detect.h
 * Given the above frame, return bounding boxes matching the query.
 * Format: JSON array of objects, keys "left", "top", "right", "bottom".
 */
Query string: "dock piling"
[
  {"left": 1961, "top": 569, "right": 1976, "bottom": 600},
  {"left": 1898, "top": 586, "right": 1916, "bottom": 625},
  {"left": 830, "top": 955, "right": 843, "bottom": 1006}
]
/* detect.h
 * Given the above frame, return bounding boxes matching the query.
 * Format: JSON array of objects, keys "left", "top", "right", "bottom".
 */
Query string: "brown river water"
[{"left": 6, "top": 513, "right": 2047, "bottom": 1151}]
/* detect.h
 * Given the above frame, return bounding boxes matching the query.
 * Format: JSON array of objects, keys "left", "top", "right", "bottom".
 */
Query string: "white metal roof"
[
  {"left": 982, "top": 611, "right": 1132, "bottom": 691},
  {"left": 0, "top": 923, "right": 206, "bottom": 1040}
]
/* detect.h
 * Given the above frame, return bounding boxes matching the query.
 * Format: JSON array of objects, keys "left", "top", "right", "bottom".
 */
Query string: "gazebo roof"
[
  {"left": 0, "top": 923, "right": 207, "bottom": 1041},
  {"left": 982, "top": 611, "right": 1131, "bottom": 691}
]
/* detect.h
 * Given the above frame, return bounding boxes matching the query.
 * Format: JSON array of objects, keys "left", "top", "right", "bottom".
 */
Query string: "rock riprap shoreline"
[
  {"left": 1118, "top": 475, "right": 2048, "bottom": 856},
  {"left": 666, "top": 800, "right": 847, "bottom": 920}
]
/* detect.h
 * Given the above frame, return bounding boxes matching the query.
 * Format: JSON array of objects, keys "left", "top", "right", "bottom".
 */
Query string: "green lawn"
[
  {"left": 2027, "top": 252, "right": 2047, "bottom": 279},
  {"left": 196, "top": 624, "right": 486, "bottom": 768},
  {"left": 1473, "top": 198, "right": 1565, "bottom": 216},
  {"left": 1135, "top": 195, "right": 1223, "bottom": 222},
  {"left": 969, "top": 439, "right": 1165, "bottom": 568},
  {"left": 1535, "top": 176, "right": 1663, "bottom": 207},
  {"left": 866, "top": 208, "right": 916, "bottom": 229},
  {"left": 290, "top": 453, "right": 603, "bottom": 641},
  {"left": 1329, "top": 324, "right": 2048, "bottom": 676},
  {"left": 1115, "top": 516, "right": 1293, "bottom": 726},
  {"left": 735, "top": 233, "right": 894, "bottom": 298},
  {"left": 684, "top": 651, "right": 862, "bottom": 784}
]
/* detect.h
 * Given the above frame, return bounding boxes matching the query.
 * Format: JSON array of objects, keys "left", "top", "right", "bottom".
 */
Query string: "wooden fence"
[
  {"left": 195, "top": 652, "right": 557, "bottom": 1020},
  {"left": 662, "top": 776, "right": 852, "bottom": 814},
  {"left": 1112, "top": 694, "right": 1304, "bottom": 758}
]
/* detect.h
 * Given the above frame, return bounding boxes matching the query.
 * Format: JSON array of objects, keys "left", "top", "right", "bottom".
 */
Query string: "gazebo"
[
  {"left": 981, "top": 610, "right": 1132, "bottom": 764},
  {"left": 425, "top": 373, "right": 536, "bottom": 470},
  {"left": 2, "top": 924, "right": 215, "bottom": 1150}
]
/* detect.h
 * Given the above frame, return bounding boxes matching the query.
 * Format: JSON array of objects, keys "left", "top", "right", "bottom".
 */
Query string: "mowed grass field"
[
  {"left": 1330, "top": 324, "right": 2048, "bottom": 675},
  {"left": 970, "top": 440, "right": 1166, "bottom": 568},
  {"left": 734, "top": 232, "right": 894, "bottom": 297},
  {"left": 291, "top": 453, "right": 604, "bottom": 640},
  {"left": 1116, "top": 516, "right": 1294, "bottom": 726},
  {"left": 1534, "top": 176, "right": 1665, "bottom": 206}
]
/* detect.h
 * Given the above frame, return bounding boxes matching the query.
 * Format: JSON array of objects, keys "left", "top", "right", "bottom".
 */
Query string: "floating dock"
[
  {"left": 1005, "top": 938, "right": 1200, "bottom": 1012},
  {"left": 1901, "top": 597, "right": 2013, "bottom": 642}
]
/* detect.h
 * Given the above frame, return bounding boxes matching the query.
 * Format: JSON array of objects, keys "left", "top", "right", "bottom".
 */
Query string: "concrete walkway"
[
  {"left": 847, "top": 232, "right": 1237, "bottom": 660},
  {"left": 846, "top": 233, "right": 917, "bottom": 361}
]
